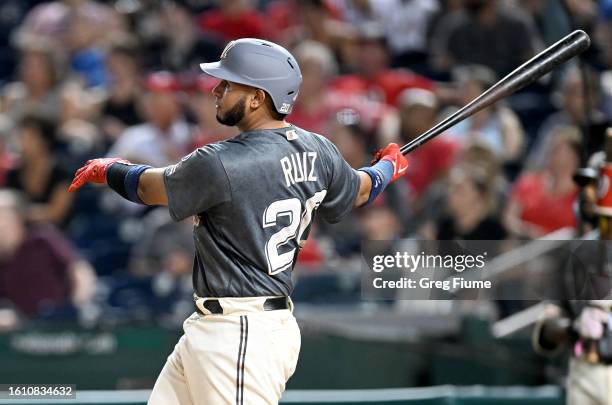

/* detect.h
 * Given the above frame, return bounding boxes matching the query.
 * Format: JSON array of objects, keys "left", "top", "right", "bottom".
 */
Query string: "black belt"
[{"left": 196, "top": 297, "right": 289, "bottom": 315}]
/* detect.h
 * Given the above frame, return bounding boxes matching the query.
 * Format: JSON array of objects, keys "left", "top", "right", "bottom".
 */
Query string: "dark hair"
[
  {"left": 107, "top": 35, "right": 141, "bottom": 64},
  {"left": 109, "top": 43, "right": 139, "bottom": 59},
  {"left": 19, "top": 113, "right": 57, "bottom": 149}
]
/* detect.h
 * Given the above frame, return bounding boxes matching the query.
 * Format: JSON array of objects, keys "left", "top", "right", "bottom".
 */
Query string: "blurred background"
[{"left": 0, "top": 0, "right": 611, "bottom": 403}]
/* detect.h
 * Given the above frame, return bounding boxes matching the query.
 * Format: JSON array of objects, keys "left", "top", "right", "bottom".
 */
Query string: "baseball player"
[{"left": 69, "top": 38, "right": 408, "bottom": 404}]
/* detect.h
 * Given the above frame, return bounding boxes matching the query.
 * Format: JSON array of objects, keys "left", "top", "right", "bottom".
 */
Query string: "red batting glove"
[
  {"left": 372, "top": 143, "right": 409, "bottom": 183},
  {"left": 68, "top": 158, "right": 130, "bottom": 192}
]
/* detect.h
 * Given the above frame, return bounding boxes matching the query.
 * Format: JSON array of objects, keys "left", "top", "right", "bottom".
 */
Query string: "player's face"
[{"left": 213, "top": 80, "right": 247, "bottom": 126}]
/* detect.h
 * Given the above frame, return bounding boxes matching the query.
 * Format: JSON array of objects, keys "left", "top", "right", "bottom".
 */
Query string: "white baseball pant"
[{"left": 148, "top": 296, "right": 301, "bottom": 405}]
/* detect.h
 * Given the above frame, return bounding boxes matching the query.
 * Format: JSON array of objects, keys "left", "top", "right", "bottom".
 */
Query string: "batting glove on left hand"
[
  {"left": 69, "top": 158, "right": 130, "bottom": 192},
  {"left": 372, "top": 143, "right": 409, "bottom": 183}
]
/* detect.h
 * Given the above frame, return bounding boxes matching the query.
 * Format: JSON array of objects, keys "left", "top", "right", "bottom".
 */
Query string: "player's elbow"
[
  {"left": 138, "top": 168, "right": 169, "bottom": 206},
  {"left": 354, "top": 171, "right": 372, "bottom": 207}
]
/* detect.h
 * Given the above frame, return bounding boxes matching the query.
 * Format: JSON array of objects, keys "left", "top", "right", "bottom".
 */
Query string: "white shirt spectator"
[
  {"left": 108, "top": 120, "right": 192, "bottom": 167},
  {"left": 337, "top": 0, "right": 439, "bottom": 55}
]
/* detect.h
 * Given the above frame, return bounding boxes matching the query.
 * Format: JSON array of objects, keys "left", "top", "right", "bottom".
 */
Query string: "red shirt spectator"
[
  {"left": 288, "top": 102, "right": 331, "bottom": 135},
  {"left": 290, "top": 89, "right": 389, "bottom": 136},
  {"left": 397, "top": 88, "right": 457, "bottom": 201},
  {"left": 509, "top": 172, "right": 577, "bottom": 235},
  {"left": 0, "top": 225, "right": 75, "bottom": 315},
  {"left": 504, "top": 127, "right": 581, "bottom": 238},
  {"left": 331, "top": 68, "right": 434, "bottom": 107},
  {"left": 264, "top": 0, "right": 343, "bottom": 42},
  {"left": 330, "top": 26, "right": 434, "bottom": 106},
  {"left": 198, "top": 7, "right": 266, "bottom": 41},
  {"left": 0, "top": 191, "right": 96, "bottom": 317},
  {"left": 296, "top": 239, "right": 323, "bottom": 267},
  {"left": 404, "top": 138, "right": 459, "bottom": 200}
]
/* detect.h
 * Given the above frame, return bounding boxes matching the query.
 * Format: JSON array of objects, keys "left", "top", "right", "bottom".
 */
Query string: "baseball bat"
[{"left": 400, "top": 30, "right": 591, "bottom": 155}]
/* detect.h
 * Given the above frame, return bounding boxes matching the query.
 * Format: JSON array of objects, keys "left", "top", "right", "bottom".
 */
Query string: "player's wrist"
[
  {"left": 106, "top": 162, "right": 152, "bottom": 204},
  {"left": 358, "top": 160, "right": 393, "bottom": 205}
]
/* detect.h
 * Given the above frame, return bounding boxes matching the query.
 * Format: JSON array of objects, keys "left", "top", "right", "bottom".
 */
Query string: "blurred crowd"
[{"left": 0, "top": 0, "right": 611, "bottom": 328}]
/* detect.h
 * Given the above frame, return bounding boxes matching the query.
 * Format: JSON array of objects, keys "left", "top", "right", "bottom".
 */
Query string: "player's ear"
[{"left": 250, "top": 89, "right": 266, "bottom": 109}]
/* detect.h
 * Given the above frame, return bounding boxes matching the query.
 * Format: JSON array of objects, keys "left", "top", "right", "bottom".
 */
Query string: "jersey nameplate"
[{"left": 280, "top": 152, "right": 317, "bottom": 187}]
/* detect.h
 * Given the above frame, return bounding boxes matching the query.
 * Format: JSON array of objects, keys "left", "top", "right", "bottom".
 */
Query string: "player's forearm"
[
  {"left": 68, "top": 158, "right": 170, "bottom": 206},
  {"left": 354, "top": 171, "right": 372, "bottom": 207}
]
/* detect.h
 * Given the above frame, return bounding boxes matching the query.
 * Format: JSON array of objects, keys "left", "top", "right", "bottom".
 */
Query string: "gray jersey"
[{"left": 163, "top": 125, "right": 360, "bottom": 297}]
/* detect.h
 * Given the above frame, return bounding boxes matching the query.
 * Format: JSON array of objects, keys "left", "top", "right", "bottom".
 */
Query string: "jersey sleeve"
[
  {"left": 164, "top": 145, "right": 232, "bottom": 221},
  {"left": 318, "top": 141, "right": 360, "bottom": 223}
]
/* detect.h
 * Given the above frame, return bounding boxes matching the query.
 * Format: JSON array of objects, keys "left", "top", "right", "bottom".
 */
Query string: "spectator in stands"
[
  {"left": 1, "top": 41, "right": 64, "bottom": 122},
  {"left": 359, "top": 203, "right": 403, "bottom": 241},
  {"left": 331, "top": 24, "right": 434, "bottom": 107},
  {"left": 338, "top": 0, "right": 440, "bottom": 72},
  {"left": 198, "top": 0, "right": 267, "bottom": 42},
  {"left": 126, "top": 208, "right": 194, "bottom": 323},
  {"left": 56, "top": 82, "right": 105, "bottom": 171},
  {"left": 513, "top": 0, "right": 567, "bottom": 46},
  {"left": 430, "top": 163, "right": 507, "bottom": 240},
  {"left": 314, "top": 110, "right": 370, "bottom": 257},
  {"left": 327, "top": 108, "right": 370, "bottom": 169},
  {"left": 290, "top": 39, "right": 391, "bottom": 136},
  {"left": 129, "top": 208, "right": 194, "bottom": 278},
  {"left": 6, "top": 113, "right": 74, "bottom": 226},
  {"left": 504, "top": 126, "right": 581, "bottom": 238},
  {"left": 0, "top": 190, "right": 96, "bottom": 317},
  {"left": 458, "top": 143, "right": 508, "bottom": 214},
  {"left": 335, "top": 0, "right": 380, "bottom": 28},
  {"left": 11, "top": 1, "right": 71, "bottom": 50},
  {"left": 107, "top": 71, "right": 192, "bottom": 166},
  {"left": 13, "top": 0, "right": 121, "bottom": 53},
  {"left": 445, "top": 65, "right": 525, "bottom": 163},
  {"left": 316, "top": 109, "right": 411, "bottom": 254},
  {"left": 528, "top": 66, "right": 607, "bottom": 169},
  {"left": 289, "top": 40, "right": 340, "bottom": 134},
  {"left": 149, "top": 1, "right": 222, "bottom": 72},
  {"left": 101, "top": 41, "right": 142, "bottom": 142},
  {"left": 0, "top": 115, "right": 15, "bottom": 187},
  {"left": 0, "top": 0, "right": 30, "bottom": 81},
  {"left": 418, "top": 143, "right": 507, "bottom": 239},
  {"left": 286, "top": 0, "right": 354, "bottom": 63},
  {"left": 63, "top": 7, "right": 109, "bottom": 88},
  {"left": 101, "top": 39, "right": 144, "bottom": 145},
  {"left": 429, "top": 0, "right": 540, "bottom": 77},
  {"left": 397, "top": 88, "right": 459, "bottom": 203}
]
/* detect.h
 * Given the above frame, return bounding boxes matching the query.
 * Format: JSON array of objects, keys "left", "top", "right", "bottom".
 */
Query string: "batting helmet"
[{"left": 200, "top": 38, "right": 302, "bottom": 115}]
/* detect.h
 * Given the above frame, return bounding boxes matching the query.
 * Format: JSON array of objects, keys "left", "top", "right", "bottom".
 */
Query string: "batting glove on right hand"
[
  {"left": 69, "top": 158, "right": 130, "bottom": 192},
  {"left": 372, "top": 143, "right": 409, "bottom": 184}
]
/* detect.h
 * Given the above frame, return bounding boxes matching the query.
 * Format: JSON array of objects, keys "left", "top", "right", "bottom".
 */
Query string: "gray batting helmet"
[{"left": 200, "top": 38, "right": 302, "bottom": 115}]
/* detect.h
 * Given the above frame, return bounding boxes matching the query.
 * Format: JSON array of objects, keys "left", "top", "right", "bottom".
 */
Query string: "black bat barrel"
[{"left": 400, "top": 30, "right": 591, "bottom": 155}]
